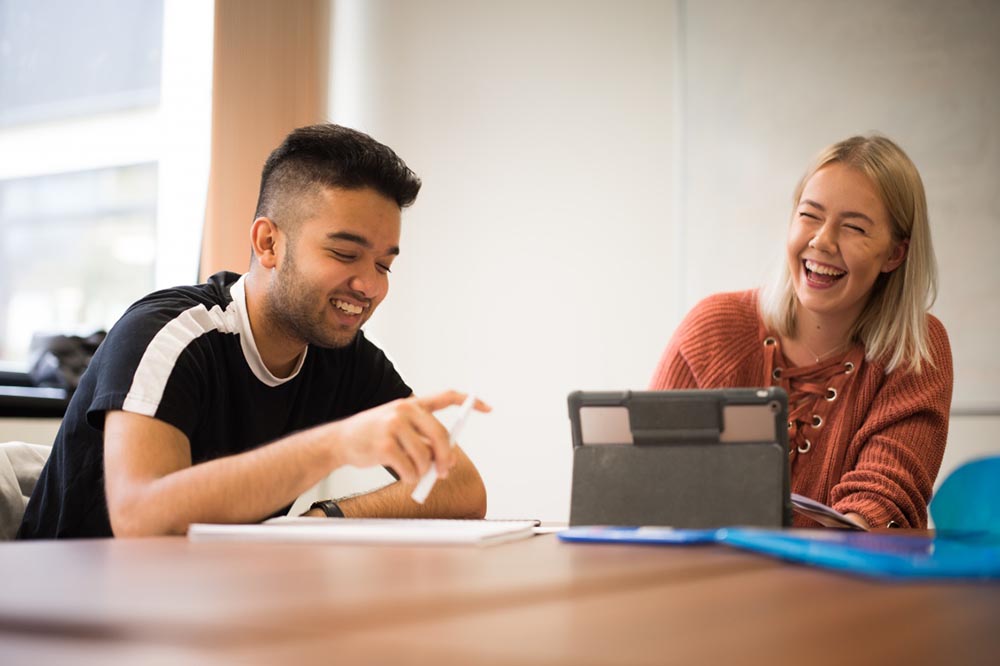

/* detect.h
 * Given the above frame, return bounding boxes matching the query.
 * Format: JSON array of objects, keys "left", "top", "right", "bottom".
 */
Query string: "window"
[
  {"left": 0, "top": 0, "right": 163, "bottom": 126},
  {"left": 0, "top": 164, "right": 158, "bottom": 361},
  {"left": 0, "top": 0, "right": 212, "bottom": 366}
]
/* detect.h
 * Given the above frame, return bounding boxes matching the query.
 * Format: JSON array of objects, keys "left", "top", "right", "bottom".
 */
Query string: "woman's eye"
[
  {"left": 376, "top": 263, "right": 392, "bottom": 274},
  {"left": 798, "top": 211, "right": 818, "bottom": 220},
  {"left": 844, "top": 224, "right": 865, "bottom": 233}
]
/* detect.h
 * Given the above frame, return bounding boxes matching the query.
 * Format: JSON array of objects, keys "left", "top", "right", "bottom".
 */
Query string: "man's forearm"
[
  {"left": 106, "top": 414, "right": 342, "bottom": 536},
  {"left": 152, "top": 433, "right": 339, "bottom": 532},
  {"left": 334, "top": 448, "right": 487, "bottom": 519}
]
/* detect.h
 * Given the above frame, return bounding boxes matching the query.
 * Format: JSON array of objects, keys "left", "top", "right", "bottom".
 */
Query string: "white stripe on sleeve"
[{"left": 121, "top": 303, "right": 241, "bottom": 416}]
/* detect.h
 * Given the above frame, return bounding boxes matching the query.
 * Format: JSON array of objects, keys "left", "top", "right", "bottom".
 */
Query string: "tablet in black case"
[{"left": 568, "top": 389, "right": 792, "bottom": 528}]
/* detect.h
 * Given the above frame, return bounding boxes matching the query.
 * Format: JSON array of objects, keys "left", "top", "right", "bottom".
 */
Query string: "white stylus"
[{"left": 411, "top": 394, "right": 477, "bottom": 504}]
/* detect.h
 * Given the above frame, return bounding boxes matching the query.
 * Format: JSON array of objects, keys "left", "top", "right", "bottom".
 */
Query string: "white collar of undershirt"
[{"left": 229, "top": 274, "right": 308, "bottom": 387}]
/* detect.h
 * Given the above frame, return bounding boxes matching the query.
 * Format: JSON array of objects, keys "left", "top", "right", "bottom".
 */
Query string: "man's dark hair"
[{"left": 254, "top": 124, "right": 421, "bottom": 223}]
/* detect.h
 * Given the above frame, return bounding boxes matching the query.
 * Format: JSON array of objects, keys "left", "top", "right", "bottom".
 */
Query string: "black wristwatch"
[{"left": 309, "top": 499, "right": 345, "bottom": 518}]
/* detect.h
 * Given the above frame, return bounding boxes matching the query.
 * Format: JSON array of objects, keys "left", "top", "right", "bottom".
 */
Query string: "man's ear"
[
  {"left": 250, "top": 217, "right": 281, "bottom": 269},
  {"left": 882, "top": 238, "right": 909, "bottom": 273}
]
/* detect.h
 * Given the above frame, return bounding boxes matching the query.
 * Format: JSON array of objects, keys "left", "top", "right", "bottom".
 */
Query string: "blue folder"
[
  {"left": 717, "top": 456, "right": 1000, "bottom": 581},
  {"left": 716, "top": 528, "right": 1000, "bottom": 580},
  {"left": 559, "top": 526, "right": 720, "bottom": 545}
]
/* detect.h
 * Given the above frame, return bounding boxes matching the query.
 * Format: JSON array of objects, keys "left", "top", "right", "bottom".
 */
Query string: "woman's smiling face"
[{"left": 787, "top": 162, "right": 908, "bottom": 327}]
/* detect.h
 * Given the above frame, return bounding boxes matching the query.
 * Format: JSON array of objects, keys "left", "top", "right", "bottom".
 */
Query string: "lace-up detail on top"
[{"left": 762, "top": 337, "right": 861, "bottom": 457}]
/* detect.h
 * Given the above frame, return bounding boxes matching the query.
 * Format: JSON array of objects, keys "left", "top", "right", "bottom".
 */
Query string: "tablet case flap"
[{"left": 568, "top": 389, "right": 791, "bottom": 529}]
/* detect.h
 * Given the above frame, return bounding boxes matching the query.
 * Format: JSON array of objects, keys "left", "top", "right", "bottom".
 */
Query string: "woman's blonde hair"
[{"left": 759, "top": 134, "right": 937, "bottom": 374}]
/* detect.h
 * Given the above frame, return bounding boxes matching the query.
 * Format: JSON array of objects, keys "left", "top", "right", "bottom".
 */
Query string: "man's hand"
[{"left": 327, "top": 391, "right": 491, "bottom": 484}]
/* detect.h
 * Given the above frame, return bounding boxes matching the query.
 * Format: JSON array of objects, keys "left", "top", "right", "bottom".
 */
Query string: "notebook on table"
[{"left": 187, "top": 518, "right": 540, "bottom": 547}]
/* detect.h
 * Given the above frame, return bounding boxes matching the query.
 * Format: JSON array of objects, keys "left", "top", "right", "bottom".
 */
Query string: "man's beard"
[{"left": 266, "top": 252, "right": 364, "bottom": 350}]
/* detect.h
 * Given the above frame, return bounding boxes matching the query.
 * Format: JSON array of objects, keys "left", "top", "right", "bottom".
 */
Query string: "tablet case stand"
[{"left": 568, "top": 389, "right": 792, "bottom": 528}]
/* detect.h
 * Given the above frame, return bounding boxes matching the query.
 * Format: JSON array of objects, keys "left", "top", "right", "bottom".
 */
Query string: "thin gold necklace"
[{"left": 799, "top": 338, "right": 849, "bottom": 364}]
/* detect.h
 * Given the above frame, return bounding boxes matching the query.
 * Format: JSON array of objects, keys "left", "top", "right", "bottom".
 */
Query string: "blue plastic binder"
[
  {"left": 716, "top": 529, "right": 1000, "bottom": 580},
  {"left": 558, "top": 526, "right": 720, "bottom": 545},
  {"left": 717, "top": 456, "right": 1000, "bottom": 581}
]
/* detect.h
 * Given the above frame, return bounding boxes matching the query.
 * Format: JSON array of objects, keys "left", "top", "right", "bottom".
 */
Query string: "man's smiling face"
[{"left": 266, "top": 186, "right": 401, "bottom": 349}]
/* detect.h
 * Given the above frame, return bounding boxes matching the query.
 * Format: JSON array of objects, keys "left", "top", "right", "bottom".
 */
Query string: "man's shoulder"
[
  {"left": 105, "top": 273, "right": 242, "bottom": 344},
  {"left": 90, "top": 273, "right": 245, "bottom": 378},
  {"left": 123, "top": 272, "right": 241, "bottom": 318}
]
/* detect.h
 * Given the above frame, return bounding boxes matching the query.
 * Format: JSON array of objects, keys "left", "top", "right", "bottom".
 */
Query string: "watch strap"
[{"left": 309, "top": 499, "right": 345, "bottom": 518}]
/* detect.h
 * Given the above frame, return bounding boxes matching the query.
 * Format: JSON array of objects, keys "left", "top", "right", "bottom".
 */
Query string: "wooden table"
[{"left": 0, "top": 533, "right": 996, "bottom": 665}]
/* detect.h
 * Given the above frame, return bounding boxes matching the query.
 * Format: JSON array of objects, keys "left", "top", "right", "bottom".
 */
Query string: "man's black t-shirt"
[{"left": 17, "top": 272, "right": 411, "bottom": 539}]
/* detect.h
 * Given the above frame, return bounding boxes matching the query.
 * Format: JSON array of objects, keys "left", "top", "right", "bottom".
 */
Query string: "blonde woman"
[{"left": 650, "top": 135, "right": 952, "bottom": 529}]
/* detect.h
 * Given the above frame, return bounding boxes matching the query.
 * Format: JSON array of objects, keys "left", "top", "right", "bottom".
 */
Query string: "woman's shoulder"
[
  {"left": 923, "top": 313, "right": 953, "bottom": 379},
  {"left": 926, "top": 313, "right": 951, "bottom": 350},
  {"left": 675, "top": 290, "right": 762, "bottom": 351},
  {"left": 684, "top": 290, "right": 760, "bottom": 329},
  {"left": 866, "top": 312, "right": 953, "bottom": 391}
]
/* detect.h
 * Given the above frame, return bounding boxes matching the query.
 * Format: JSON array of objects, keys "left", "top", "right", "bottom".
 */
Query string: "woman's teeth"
[{"left": 804, "top": 259, "right": 846, "bottom": 278}]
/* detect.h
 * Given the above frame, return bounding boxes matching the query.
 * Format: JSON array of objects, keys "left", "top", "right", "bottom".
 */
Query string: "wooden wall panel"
[{"left": 200, "top": 0, "right": 328, "bottom": 279}]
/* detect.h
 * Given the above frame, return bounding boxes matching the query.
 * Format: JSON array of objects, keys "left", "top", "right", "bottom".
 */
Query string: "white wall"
[{"left": 318, "top": 0, "right": 1000, "bottom": 520}]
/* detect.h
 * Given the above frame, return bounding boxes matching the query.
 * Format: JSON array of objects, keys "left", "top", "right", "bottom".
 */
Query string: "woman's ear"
[
  {"left": 250, "top": 217, "right": 281, "bottom": 269},
  {"left": 882, "top": 238, "right": 909, "bottom": 273}
]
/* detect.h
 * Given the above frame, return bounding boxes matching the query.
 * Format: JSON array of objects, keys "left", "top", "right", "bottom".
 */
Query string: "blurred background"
[{"left": 1, "top": 0, "right": 997, "bottom": 522}]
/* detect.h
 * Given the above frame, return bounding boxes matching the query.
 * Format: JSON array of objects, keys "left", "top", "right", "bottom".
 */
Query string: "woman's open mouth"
[{"left": 803, "top": 259, "right": 846, "bottom": 287}]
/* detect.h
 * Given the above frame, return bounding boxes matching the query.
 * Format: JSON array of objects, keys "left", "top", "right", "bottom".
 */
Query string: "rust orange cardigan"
[{"left": 649, "top": 290, "right": 953, "bottom": 528}]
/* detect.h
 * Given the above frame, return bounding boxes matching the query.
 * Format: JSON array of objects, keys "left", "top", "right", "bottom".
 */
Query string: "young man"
[{"left": 18, "top": 124, "right": 488, "bottom": 539}]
